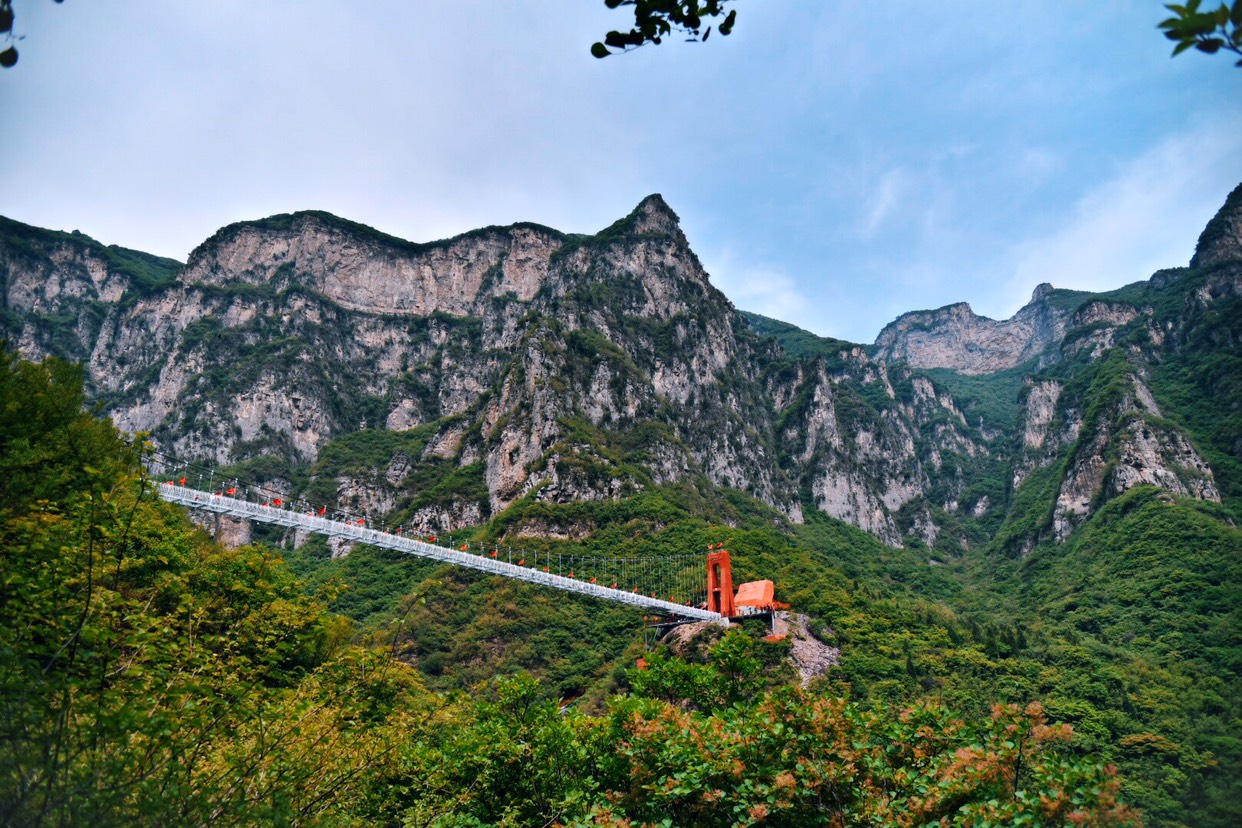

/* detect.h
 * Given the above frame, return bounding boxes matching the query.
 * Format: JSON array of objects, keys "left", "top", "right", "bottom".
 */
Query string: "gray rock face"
[
  {"left": 1050, "top": 375, "right": 1219, "bottom": 542},
  {"left": 872, "top": 284, "right": 1071, "bottom": 375},
  {"left": 1191, "top": 182, "right": 1242, "bottom": 268},
  {"left": 3, "top": 183, "right": 1239, "bottom": 555}
]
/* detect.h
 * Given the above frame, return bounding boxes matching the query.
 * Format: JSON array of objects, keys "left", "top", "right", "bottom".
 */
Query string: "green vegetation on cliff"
[{"left": 0, "top": 351, "right": 1148, "bottom": 826}]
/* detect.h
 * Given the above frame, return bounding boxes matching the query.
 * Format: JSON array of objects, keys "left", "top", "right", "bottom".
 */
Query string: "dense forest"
[
  {"left": 0, "top": 351, "right": 1167, "bottom": 826},
  {"left": 3, "top": 186, "right": 1242, "bottom": 825}
]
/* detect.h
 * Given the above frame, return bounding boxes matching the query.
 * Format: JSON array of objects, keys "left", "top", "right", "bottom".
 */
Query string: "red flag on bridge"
[
  {"left": 318, "top": 507, "right": 326, "bottom": 515},
  {"left": 273, "top": 498, "right": 282, "bottom": 507},
  {"left": 517, "top": 559, "right": 525, "bottom": 566},
  {"left": 226, "top": 487, "right": 237, "bottom": 495},
  {"left": 179, "top": 477, "right": 186, "bottom": 485}
]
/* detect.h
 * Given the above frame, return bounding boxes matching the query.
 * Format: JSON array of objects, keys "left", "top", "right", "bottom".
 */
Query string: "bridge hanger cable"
[{"left": 144, "top": 451, "right": 715, "bottom": 613}]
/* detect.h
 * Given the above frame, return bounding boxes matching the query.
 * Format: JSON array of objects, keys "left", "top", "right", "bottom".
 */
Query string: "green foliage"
[
  {"left": 1160, "top": 0, "right": 1242, "bottom": 66},
  {"left": 739, "top": 310, "right": 859, "bottom": 360},
  {"left": 0, "top": 349, "right": 1198, "bottom": 825},
  {"left": 924, "top": 360, "right": 1034, "bottom": 432},
  {"left": 376, "top": 634, "right": 1137, "bottom": 827},
  {"left": 0, "top": 350, "right": 429, "bottom": 825},
  {"left": 593, "top": 0, "right": 737, "bottom": 58},
  {"left": 1017, "top": 487, "right": 1242, "bottom": 825},
  {"left": 0, "top": 354, "right": 134, "bottom": 512}
]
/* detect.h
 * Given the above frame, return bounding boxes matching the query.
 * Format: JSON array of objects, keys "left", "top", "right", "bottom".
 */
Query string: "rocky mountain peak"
[
  {"left": 175, "top": 208, "right": 570, "bottom": 317},
  {"left": 1191, "top": 182, "right": 1242, "bottom": 268},
  {"left": 872, "top": 290, "right": 1070, "bottom": 375},
  {"left": 607, "top": 193, "right": 687, "bottom": 244}
]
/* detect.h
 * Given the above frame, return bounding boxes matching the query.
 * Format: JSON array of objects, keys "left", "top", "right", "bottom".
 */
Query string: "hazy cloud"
[{"left": 999, "top": 117, "right": 1242, "bottom": 317}]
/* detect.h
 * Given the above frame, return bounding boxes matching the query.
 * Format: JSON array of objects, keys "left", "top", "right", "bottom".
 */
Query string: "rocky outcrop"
[
  {"left": 771, "top": 349, "right": 991, "bottom": 548},
  {"left": 1012, "top": 379, "right": 1079, "bottom": 490},
  {"left": 1061, "top": 302, "right": 1148, "bottom": 360},
  {"left": 771, "top": 612, "right": 840, "bottom": 686},
  {"left": 1191, "top": 182, "right": 1242, "bottom": 268},
  {"left": 1052, "top": 375, "right": 1219, "bottom": 541},
  {"left": 872, "top": 283, "right": 1073, "bottom": 375},
  {"left": 4, "top": 183, "right": 1240, "bottom": 554},
  {"left": 182, "top": 212, "right": 563, "bottom": 317}
]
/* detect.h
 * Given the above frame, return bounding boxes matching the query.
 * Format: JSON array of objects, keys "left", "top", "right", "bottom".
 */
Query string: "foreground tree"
[
  {"left": 1160, "top": 1, "right": 1242, "bottom": 65},
  {"left": 0, "top": 352, "right": 432, "bottom": 825},
  {"left": 592, "top": 0, "right": 736, "bottom": 57}
]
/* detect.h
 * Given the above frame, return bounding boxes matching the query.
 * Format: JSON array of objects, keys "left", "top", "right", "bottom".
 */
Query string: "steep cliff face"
[
  {"left": 0, "top": 217, "right": 181, "bottom": 376},
  {"left": 872, "top": 283, "right": 1079, "bottom": 375},
  {"left": 1, "top": 198, "right": 804, "bottom": 532},
  {"left": 1191, "top": 182, "right": 1242, "bottom": 268},
  {"left": 3, "top": 183, "right": 1239, "bottom": 556},
  {"left": 1049, "top": 370, "right": 1220, "bottom": 542},
  {"left": 768, "top": 350, "right": 993, "bottom": 547}
]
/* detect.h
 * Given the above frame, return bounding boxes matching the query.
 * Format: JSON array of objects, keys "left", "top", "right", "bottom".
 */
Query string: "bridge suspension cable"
[{"left": 151, "top": 470, "right": 724, "bottom": 623}]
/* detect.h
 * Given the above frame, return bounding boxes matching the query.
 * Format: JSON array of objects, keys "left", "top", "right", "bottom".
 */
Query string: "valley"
[{"left": 1, "top": 182, "right": 1239, "bottom": 825}]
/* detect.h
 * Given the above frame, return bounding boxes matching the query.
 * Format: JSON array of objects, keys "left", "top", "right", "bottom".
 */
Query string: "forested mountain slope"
[
  {"left": 0, "top": 351, "right": 1146, "bottom": 827},
  {"left": 4, "top": 187, "right": 1236, "bottom": 555},
  {"left": 2, "top": 182, "right": 1240, "bottom": 824}
]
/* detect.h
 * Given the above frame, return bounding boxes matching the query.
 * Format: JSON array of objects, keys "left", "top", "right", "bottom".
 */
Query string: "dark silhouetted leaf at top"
[
  {"left": 719, "top": 9, "right": 736, "bottom": 35},
  {"left": 0, "top": 7, "right": 13, "bottom": 33},
  {"left": 0, "top": 46, "right": 17, "bottom": 68},
  {"left": 591, "top": 42, "right": 610, "bottom": 58}
]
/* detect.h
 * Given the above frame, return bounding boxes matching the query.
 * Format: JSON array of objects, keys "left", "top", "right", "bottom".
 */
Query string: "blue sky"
[{"left": 1, "top": 1, "right": 1239, "bottom": 343}]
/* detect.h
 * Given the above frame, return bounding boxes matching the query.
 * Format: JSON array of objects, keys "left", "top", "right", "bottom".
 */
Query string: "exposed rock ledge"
[{"left": 873, "top": 283, "right": 1071, "bottom": 375}]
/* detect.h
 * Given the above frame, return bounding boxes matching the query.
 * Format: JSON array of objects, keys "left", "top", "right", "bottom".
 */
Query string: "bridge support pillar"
[{"left": 706, "top": 550, "right": 735, "bottom": 618}]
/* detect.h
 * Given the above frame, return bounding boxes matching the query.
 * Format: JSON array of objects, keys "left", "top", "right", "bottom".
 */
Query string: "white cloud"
[
  {"left": 995, "top": 117, "right": 1242, "bottom": 317},
  {"left": 703, "top": 249, "right": 817, "bottom": 331},
  {"left": 862, "top": 168, "right": 908, "bottom": 237}
]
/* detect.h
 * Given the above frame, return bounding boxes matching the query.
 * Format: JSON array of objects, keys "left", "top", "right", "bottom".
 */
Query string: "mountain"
[
  {"left": 4, "top": 187, "right": 1238, "bottom": 554},
  {"left": 3, "top": 183, "right": 1241, "bottom": 825}
]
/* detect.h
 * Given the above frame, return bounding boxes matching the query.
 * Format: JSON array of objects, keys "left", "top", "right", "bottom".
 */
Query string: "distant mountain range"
[
  {"left": 3, "top": 184, "right": 1238, "bottom": 555},
  {"left": 5, "top": 183, "right": 1241, "bottom": 826}
]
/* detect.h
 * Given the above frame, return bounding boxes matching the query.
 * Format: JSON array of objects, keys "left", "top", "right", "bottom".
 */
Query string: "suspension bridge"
[{"left": 149, "top": 454, "right": 760, "bottom": 620}]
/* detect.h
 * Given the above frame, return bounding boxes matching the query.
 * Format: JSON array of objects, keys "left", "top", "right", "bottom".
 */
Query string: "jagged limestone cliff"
[{"left": 3, "top": 183, "right": 1240, "bottom": 555}]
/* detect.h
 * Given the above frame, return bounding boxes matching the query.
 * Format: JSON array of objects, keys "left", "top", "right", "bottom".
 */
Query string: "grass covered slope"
[{"left": 1017, "top": 488, "right": 1242, "bottom": 826}]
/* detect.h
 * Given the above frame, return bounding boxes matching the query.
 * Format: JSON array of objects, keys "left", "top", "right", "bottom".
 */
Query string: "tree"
[
  {"left": 592, "top": 0, "right": 737, "bottom": 58},
  {"left": 591, "top": 2, "right": 1242, "bottom": 69},
  {"left": 1, "top": 0, "right": 64, "bottom": 68},
  {"left": 1158, "top": 1, "right": 1242, "bottom": 65}
]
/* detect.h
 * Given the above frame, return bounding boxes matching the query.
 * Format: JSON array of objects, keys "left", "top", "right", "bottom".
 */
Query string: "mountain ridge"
[
  {"left": 1, "top": 186, "right": 1239, "bottom": 554},
  {"left": 3, "top": 188, "right": 1241, "bottom": 824}
]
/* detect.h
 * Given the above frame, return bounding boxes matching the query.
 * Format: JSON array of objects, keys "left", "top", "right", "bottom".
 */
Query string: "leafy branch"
[
  {"left": 592, "top": 0, "right": 737, "bottom": 58},
  {"left": 1159, "top": 0, "right": 1242, "bottom": 66}
]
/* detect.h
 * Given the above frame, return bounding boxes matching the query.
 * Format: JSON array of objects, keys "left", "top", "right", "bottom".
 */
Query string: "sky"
[{"left": 1, "top": 1, "right": 1239, "bottom": 344}]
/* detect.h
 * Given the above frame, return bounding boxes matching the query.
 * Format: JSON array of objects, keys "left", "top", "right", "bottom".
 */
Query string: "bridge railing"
[{"left": 157, "top": 484, "right": 724, "bottom": 623}]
